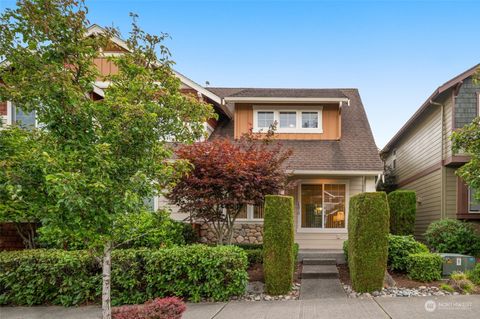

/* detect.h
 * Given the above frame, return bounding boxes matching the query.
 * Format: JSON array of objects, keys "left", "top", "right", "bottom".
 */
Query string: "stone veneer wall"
[{"left": 199, "top": 223, "right": 264, "bottom": 244}]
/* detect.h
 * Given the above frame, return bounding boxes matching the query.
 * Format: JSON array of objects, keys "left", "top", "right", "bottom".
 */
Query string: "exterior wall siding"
[
  {"left": 445, "top": 167, "right": 457, "bottom": 219},
  {"left": 401, "top": 169, "right": 442, "bottom": 240},
  {"left": 391, "top": 107, "right": 442, "bottom": 182},
  {"left": 455, "top": 77, "right": 480, "bottom": 129}
]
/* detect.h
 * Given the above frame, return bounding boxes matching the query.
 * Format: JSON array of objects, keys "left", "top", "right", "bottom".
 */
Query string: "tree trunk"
[{"left": 102, "top": 241, "right": 112, "bottom": 319}]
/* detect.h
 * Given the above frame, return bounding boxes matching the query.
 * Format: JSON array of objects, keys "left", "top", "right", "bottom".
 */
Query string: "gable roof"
[
  {"left": 86, "top": 25, "right": 230, "bottom": 117},
  {"left": 382, "top": 63, "right": 480, "bottom": 153},
  {"left": 210, "top": 88, "right": 383, "bottom": 173},
  {"left": 227, "top": 88, "right": 348, "bottom": 99}
]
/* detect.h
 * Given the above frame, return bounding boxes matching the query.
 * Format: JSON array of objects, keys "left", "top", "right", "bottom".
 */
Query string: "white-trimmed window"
[
  {"left": 253, "top": 106, "right": 323, "bottom": 133},
  {"left": 6, "top": 102, "right": 38, "bottom": 128},
  {"left": 301, "top": 112, "right": 319, "bottom": 128},
  {"left": 256, "top": 111, "right": 275, "bottom": 129},
  {"left": 237, "top": 203, "right": 265, "bottom": 221}
]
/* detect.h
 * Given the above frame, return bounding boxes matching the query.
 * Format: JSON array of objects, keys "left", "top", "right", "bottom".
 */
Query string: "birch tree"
[{"left": 0, "top": 1, "right": 214, "bottom": 318}]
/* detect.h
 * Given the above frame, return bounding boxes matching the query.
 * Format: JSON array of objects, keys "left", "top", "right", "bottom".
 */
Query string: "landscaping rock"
[{"left": 342, "top": 284, "right": 457, "bottom": 298}]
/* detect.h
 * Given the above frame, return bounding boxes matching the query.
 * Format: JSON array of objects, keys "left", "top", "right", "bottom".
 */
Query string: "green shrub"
[
  {"left": 450, "top": 272, "right": 475, "bottom": 293},
  {"left": 235, "top": 242, "right": 299, "bottom": 267},
  {"left": 440, "top": 283, "right": 455, "bottom": 293},
  {"left": 388, "top": 190, "right": 416, "bottom": 235},
  {"left": 0, "top": 245, "right": 248, "bottom": 306},
  {"left": 405, "top": 252, "right": 442, "bottom": 282},
  {"left": 388, "top": 235, "right": 429, "bottom": 271},
  {"left": 343, "top": 240, "right": 349, "bottom": 264},
  {"left": 39, "top": 210, "right": 195, "bottom": 250},
  {"left": 425, "top": 219, "right": 480, "bottom": 256},
  {"left": 348, "top": 192, "right": 389, "bottom": 293},
  {"left": 263, "top": 195, "right": 294, "bottom": 295},
  {"left": 467, "top": 263, "right": 480, "bottom": 285}
]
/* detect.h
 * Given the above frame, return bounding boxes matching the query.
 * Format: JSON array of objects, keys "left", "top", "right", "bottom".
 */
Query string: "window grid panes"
[
  {"left": 257, "top": 111, "right": 274, "bottom": 128},
  {"left": 301, "top": 112, "right": 318, "bottom": 128},
  {"left": 301, "top": 183, "right": 346, "bottom": 229},
  {"left": 279, "top": 112, "right": 297, "bottom": 128}
]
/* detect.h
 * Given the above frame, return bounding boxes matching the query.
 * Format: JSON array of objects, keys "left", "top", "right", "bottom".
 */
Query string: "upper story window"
[
  {"left": 257, "top": 111, "right": 275, "bottom": 129},
  {"left": 302, "top": 112, "right": 319, "bottom": 128},
  {"left": 253, "top": 106, "right": 323, "bottom": 133},
  {"left": 469, "top": 187, "right": 480, "bottom": 213},
  {"left": 5, "top": 102, "right": 38, "bottom": 129}
]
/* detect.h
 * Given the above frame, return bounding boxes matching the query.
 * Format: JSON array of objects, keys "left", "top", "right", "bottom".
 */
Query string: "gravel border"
[{"left": 342, "top": 284, "right": 460, "bottom": 298}]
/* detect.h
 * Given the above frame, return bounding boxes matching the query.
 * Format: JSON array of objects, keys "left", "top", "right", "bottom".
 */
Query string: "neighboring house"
[
  {"left": 381, "top": 64, "right": 480, "bottom": 238},
  {"left": 1, "top": 25, "right": 383, "bottom": 250}
]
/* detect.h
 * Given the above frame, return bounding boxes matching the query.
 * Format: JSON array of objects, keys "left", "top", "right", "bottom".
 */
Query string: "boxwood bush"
[
  {"left": 388, "top": 234, "right": 429, "bottom": 272},
  {"left": 263, "top": 195, "right": 295, "bottom": 295},
  {"left": 0, "top": 245, "right": 248, "bottom": 306},
  {"left": 405, "top": 252, "right": 442, "bottom": 282},
  {"left": 235, "top": 243, "right": 299, "bottom": 267},
  {"left": 425, "top": 219, "right": 480, "bottom": 256},
  {"left": 388, "top": 190, "right": 416, "bottom": 235},
  {"left": 348, "top": 192, "right": 389, "bottom": 292}
]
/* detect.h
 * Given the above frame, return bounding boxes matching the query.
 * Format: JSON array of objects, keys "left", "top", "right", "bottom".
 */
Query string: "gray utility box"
[{"left": 439, "top": 253, "right": 476, "bottom": 276}]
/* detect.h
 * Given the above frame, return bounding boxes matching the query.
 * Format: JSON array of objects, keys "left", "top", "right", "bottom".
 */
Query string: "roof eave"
[{"left": 223, "top": 97, "right": 350, "bottom": 103}]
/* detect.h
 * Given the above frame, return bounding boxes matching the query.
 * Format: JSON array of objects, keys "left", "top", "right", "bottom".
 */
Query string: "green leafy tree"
[
  {"left": 0, "top": 127, "right": 48, "bottom": 248},
  {"left": 452, "top": 117, "right": 480, "bottom": 200},
  {"left": 0, "top": 1, "right": 214, "bottom": 317}
]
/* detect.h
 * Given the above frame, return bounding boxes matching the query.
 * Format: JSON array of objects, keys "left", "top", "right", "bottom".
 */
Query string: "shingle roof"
[
  {"left": 210, "top": 89, "right": 383, "bottom": 172},
  {"left": 206, "top": 87, "right": 348, "bottom": 99}
]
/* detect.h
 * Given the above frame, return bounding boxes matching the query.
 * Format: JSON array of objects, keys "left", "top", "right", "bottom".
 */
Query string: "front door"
[{"left": 299, "top": 182, "right": 347, "bottom": 230}]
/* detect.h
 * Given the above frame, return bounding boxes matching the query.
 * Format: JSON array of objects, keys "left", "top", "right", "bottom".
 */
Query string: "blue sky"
[{"left": 2, "top": 0, "right": 479, "bottom": 148}]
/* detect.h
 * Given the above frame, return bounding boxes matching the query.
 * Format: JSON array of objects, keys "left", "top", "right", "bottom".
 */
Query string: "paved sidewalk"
[{"left": 1, "top": 295, "right": 479, "bottom": 319}]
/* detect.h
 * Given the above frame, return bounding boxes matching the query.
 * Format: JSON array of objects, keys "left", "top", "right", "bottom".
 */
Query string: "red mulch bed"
[
  {"left": 337, "top": 264, "right": 444, "bottom": 288},
  {"left": 248, "top": 262, "right": 302, "bottom": 283}
]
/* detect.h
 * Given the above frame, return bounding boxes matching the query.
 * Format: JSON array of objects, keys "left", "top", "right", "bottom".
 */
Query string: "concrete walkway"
[{"left": 2, "top": 295, "right": 479, "bottom": 319}]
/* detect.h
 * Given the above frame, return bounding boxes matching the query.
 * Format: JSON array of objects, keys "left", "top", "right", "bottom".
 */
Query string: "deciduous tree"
[
  {"left": 168, "top": 133, "right": 292, "bottom": 245},
  {"left": 0, "top": 1, "right": 214, "bottom": 318}
]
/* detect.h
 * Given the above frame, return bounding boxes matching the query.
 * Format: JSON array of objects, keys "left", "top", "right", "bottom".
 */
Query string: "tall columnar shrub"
[
  {"left": 388, "top": 190, "right": 416, "bottom": 235},
  {"left": 263, "top": 195, "right": 294, "bottom": 295},
  {"left": 348, "top": 192, "right": 389, "bottom": 292}
]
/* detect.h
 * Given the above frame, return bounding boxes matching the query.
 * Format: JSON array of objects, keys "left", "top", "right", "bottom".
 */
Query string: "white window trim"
[
  {"left": 297, "top": 179, "right": 349, "bottom": 233},
  {"left": 6, "top": 101, "right": 13, "bottom": 125},
  {"left": 252, "top": 106, "right": 323, "bottom": 134},
  {"left": 468, "top": 187, "right": 480, "bottom": 214},
  {"left": 236, "top": 204, "right": 264, "bottom": 223}
]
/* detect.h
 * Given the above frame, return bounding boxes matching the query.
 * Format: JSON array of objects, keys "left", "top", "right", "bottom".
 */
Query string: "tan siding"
[
  {"left": 394, "top": 107, "right": 442, "bottom": 182},
  {"left": 401, "top": 170, "right": 442, "bottom": 240},
  {"left": 93, "top": 57, "right": 119, "bottom": 79},
  {"left": 445, "top": 167, "right": 457, "bottom": 218},
  {"left": 234, "top": 103, "right": 340, "bottom": 140}
]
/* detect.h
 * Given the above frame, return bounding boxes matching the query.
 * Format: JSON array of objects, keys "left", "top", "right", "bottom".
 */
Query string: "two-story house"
[
  {"left": 381, "top": 64, "right": 480, "bottom": 238},
  {"left": 1, "top": 25, "right": 383, "bottom": 251}
]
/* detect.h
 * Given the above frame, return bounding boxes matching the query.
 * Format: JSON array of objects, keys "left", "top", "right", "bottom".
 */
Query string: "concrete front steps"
[
  {"left": 299, "top": 258, "right": 346, "bottom": 300},
  {"left": 298, "top": 249, "right": 346, "bottom": 264}
]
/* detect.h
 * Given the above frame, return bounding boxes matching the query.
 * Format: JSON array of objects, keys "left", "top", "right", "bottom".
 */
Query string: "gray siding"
[
  {"left": 445, "top": 167, "right": 457, "bottom": 219},
  {"left": 390, "top": 107, "right": 442, "bottom": 182},
  {"left": 455, "top": 77, "right": 480, "bottom": 128},
  {"left": 401, "top": 169, "right": 442, "bottom": 240}
]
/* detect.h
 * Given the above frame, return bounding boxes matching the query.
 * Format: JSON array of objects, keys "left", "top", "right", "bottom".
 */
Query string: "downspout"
[{"left": 430, "top": 99, "right": 446, "bottom": 219}]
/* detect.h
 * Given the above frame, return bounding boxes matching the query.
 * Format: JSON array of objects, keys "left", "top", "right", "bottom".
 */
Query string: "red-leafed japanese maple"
[{"left": 168, "top": 133, "right": 292, "bottom": 244}]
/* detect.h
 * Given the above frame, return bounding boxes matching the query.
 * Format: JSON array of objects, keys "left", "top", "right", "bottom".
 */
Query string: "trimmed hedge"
[
  {"left": 425, "top": 219, "right": 480, "bottom": 256},
  {"left": 348, "top": 192, "right": 389, "bottom": 292},
  {"left": 0, "top": 245, "right": 248, "bottom": 306},
  {"left": 405, "top": 252, "right": 442, "bottom": 282},
  {"left": 388, "top": 190, "right": 416, "bottom": 235},
  {"left": 388, "top": 235, "right": 429, "bottom": 272},
  {"left": 235, "top": 242, "right": 299, "bottom": 267},
  {"left": 263, "top": 195, "right": 295, "bottom": 295}
]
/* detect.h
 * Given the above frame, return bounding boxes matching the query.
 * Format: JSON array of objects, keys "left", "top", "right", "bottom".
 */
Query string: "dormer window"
[
  {"left": 253, "top": 106, "right": 323, "bottom": 133},
  {"left": 257, "top": 111, "right": 275, "bottom": 129}
]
